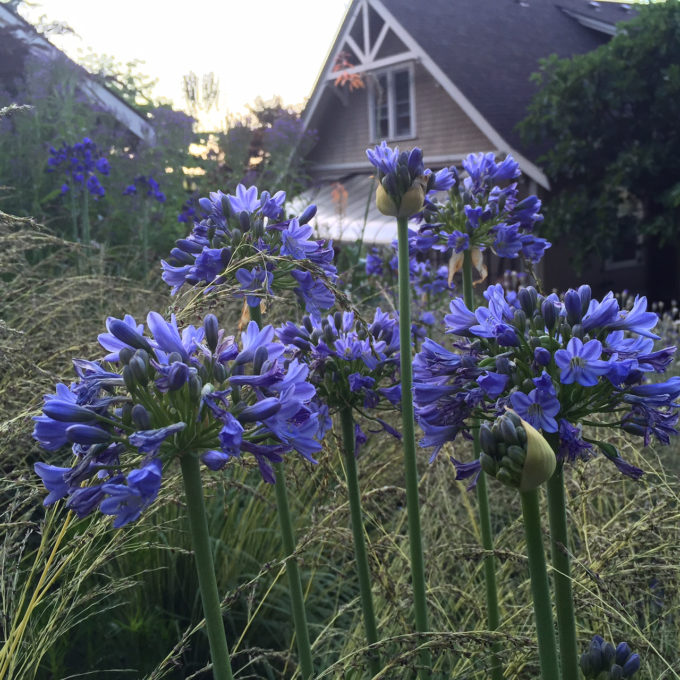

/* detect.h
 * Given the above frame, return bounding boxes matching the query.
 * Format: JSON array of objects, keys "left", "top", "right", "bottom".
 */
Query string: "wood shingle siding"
[{"left": 307, "top": 63, "right": 493, "bottom": 172}]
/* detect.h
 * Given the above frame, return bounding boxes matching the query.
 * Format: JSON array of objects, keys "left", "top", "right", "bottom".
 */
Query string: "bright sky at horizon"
[{"left": 18, "top": 0, "right": 351, "bottom": 129}]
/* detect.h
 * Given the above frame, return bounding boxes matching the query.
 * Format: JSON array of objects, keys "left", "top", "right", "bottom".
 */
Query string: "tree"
[{"left": 519, "top": 1, "right": 680, "bottom": 277}]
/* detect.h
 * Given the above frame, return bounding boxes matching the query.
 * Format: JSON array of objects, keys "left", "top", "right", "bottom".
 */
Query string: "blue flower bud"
[
  {"left": 123, "top": 365, "right": 136, "bottom": 392},
  {"left": 541, "top": 299, "right": 556, "bottom": 331},
  {"left": 204, "top": 314, "right": 219, "bottom": 352},
  {"left": 129, "top": 355, "right": 148, "bottom": 385},
  {"left": 118, "top": 347, "right": 135, "bottom": 365},
  {"left": 198, "top": 197, "right": 212, "bottom": 212},
  {"left": 239, "top": 210, "right": 250, "bottom": 232},
  {"left": 108, "top": 319, "right": 152, "bottom": 354},
  {"left": 518, "top": 287, "right": 535, "bottom": 316},
  {"left": 236, "top": 397, "right": 281, "bottom": 423},
  {"left": 534, "top": 346, "right": 551, "bottom": 366},
  {"left": 610, "top": 664, "right": 624, "bottom": 680},
  {"left": 170, "top": 247, "right": 194, "bottom": 264},
  {"left": 298, "top": 204, "right": 317, "bottom": 225},
  {"left": 189, "top": 374, "right": 202, "bottom": 401},
  {"left": 131, "top": 404, "right": 151, "bottom": 429},
  {"left": 565, "top": 289, "right": 583, "bottom": 325},
  {"left": 615, "top": 642, "right": 631, "bottom": 666},
  {"left": 622, "top": 654, "right": 640, "bottom": 676},
  {"left": 213, "top": 362, "right": 227, "bottom": 383},
  {"left": 220, "top": 195, "right": 232, "bottom": 219},
  {"left": 578, "top": 284, "right": 592, "bottom": 314},
  {"left": 176, "top": 238, "right": 204, "bottom": 254},
  {"left": 66, "top": 424, "right": 112, "bottom": 445},
  {"left": 602, "top": 642, "right": 616, "bottom": 666},
  {"left": 43, "top": 401, "right": 98, "bottom": 423},
  {"left": 253, "top": 346, "right": 269, "bottom": 375}
]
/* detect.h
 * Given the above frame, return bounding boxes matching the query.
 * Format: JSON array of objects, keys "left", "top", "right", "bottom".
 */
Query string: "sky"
[{"left": 18, "top": 0, "right": 351, "bottom": 128}]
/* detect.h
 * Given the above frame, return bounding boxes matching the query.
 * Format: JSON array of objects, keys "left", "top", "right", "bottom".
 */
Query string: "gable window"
[{"left": 369, "top": 65, "right": 415, "bottom": 141}]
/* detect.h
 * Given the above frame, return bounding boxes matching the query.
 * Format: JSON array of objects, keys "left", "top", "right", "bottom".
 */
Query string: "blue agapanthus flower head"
[
  {"left": 366, "top": 142, "right": 457, "bottom": 218},
  {"left": 410, "top": 151, "right": 548, "bottom": 266},
  {"left": 162, "top": 183, "right": 337, "bottom": 319},
  {"left": 414, "top": 282, "right": 678, "bottom": 482},
  {"left": 276, "top": 308, "right": 402, "bottom": 449},
  {"left": 33, "top": 312, "right": 327, "bottom": 527},
  {"left": 47, "top": 136, "right": 110, "bottom": 199}
]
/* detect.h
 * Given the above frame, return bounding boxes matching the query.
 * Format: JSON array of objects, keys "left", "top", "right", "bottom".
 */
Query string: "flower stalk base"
[{"left": 179, "top": 453, "right": 234, "bottom": 680}]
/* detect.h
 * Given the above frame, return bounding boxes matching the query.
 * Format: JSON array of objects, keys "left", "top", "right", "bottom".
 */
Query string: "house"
[
  {"left": 0, "top": 4, "right": 156, "bottom": 144},
  {"left": 297, "top": 0, "right": 639, "bottom": 294}
]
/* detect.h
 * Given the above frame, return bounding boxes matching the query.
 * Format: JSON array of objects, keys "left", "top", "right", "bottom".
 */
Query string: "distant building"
[
  {"left": 0, "top": 4, "right": 155, "bottom": 144},
  {"left": 298, "top": 0, "right": 639, "bottom": 294}
]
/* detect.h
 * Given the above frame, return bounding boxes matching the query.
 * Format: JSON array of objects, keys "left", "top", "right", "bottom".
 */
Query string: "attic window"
[{"left": 369, "top": 65, "right": 415, "bottom": 142}]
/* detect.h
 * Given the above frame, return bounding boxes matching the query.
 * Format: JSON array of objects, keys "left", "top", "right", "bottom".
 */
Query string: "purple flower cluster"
[
  {"left": 123, "top": 175, "right": 166, "bottom": 203},
  {"left": 414, "top": 152, "right": 549, "bottom": 263},
  {"left": 161, "top": 184, "right": 337, "bottom": 319},
  {"left": 33, "top": 313, "right": 326, "bottom": 527},
  {"left": 47, "top": 136, "right": 109, "bottom": 199},
  {"left": 277, "top": 308, "right": 402, "bottom": 449},
  {"left": 580, "top": 635, "right": 640, "bottom": 679},
  {"left": 414, "top": 283, "right": 679, "bottom": 480}
]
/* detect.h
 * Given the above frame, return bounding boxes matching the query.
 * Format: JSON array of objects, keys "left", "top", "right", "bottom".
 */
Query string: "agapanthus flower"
[
  {"left": 47, "top": 137, "right": 109, "bottom": 199},
  {"left": 33, "top": 313, "right": 326, "bottom": 527},
  {"left": 407, "top": 150, "right": 549, "bottom": 265},
  {"left": 366, "top": 143, "right": 455, "bottom": 218},
  {"left": 276, "top": 308, "right": 402, "bottom": 449},
  {"left": 161, "top": 184, "right": 337, "bottom": 318},
  {"left": 122, "top": 174, "right": 166, "bottom": 203},
  {"left": 413, "top": 283, "right": 678, "bottom": 482}
]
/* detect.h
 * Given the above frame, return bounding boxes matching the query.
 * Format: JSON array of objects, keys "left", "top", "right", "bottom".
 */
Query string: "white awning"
[{"left": 292, "top": 174, "right": 397, "bottom": 245}]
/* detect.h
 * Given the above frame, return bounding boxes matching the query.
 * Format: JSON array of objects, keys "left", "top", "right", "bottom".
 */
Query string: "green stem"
[
  {"left": 520, "top": 489, "right": 561, "bottom": 679},
  {"left": 179, "top": 453, "right": 234, "bottom": 680},
  {"left": 396, "top": 214, "right": 430, "bottom": 678},
  {"left": 339, "top": 405, "right": 381, "bottom": 677},
  {"left": 82, "top": 189, "right": 90, "bottom": 247},
  {"left": 273, "top": 463, "right": 314, "bottom": 679},
  {"left": 545, "top": 452, "right": 578, "bottom": 680},
  {"left": 250, "top": 302, "right": 263, "bottom": 326},
  {"left": 462, "top": 250, "right": 503, "bottom": 680}
]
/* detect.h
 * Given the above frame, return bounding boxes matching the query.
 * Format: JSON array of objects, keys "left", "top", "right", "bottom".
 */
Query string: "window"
[{"left": 369, "top": 65, "right": 415, "bottom": 141}]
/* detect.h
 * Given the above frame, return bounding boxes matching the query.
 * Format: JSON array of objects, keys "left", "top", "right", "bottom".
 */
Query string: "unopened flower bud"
[
  {"left": 303, "top": 316, "right": 314, "bottom": 334},
  {"left": 253, "top": 345, "right": 269, "bottom": 375},
  {"left": 118, "top": 347, "right": 135, "bottom": 365},
  {"left": 564, "top": 289, "right": 583, "bottom": 325},
  {"left": 541, "top": 299, "right": 556, "bottom": 331},
  {"left": 513, "top": 309, "right": 526, "bottom": 333},
  {"left": 239, "top": 210, "right": 251, "bottom": 232},
  {"left": 610, "top": 664, "right": 624, "bottom": 680},
  {"left": 334, "top": 311, "right": 344, "bottom": 331},
  {"left": 131, "top": 403, "right": 151, "bottom": 430},
  {"left": 615, "top": 642, "right": 631, "bottom": 666},
  {"left": 66, "top": 424, "right": 112, "bottom": 445},
  {"left": 188, "top": 374, "right": 202, "bottom": 401},
  {"left": 129, "top": 355, "right": 148, "bottom": 385},
  {"left": 108, "top": 319, "right": 153, "bottom": 354},
  {"left": 298, "top": 204, "right": 317, "bottom": 225},
  {"left": 213, "top": 362, "right": 227, "bottom": 383},
  {"left": 518, "top": 287, "right": 535, "bottom": 316},
  {"left": 571, "top": 323, "right": 585, "bottom": 339},
  {"left": 204, "top": 314, "right": 219, "bottom": 352},
  {"left": 220, "top": 195, "right": 232, "bottom": 220},
  {"left": 578, "top": 284, "right": 591, "bottom": 314},
  {"left": 123, "top": 365, "right": 136, "bottom": 392},
  {"left": 168, "top": 352, "right": 183, "bottom": 364},
  {"left": 622, "top": 654, "right": 640, "bottom": 676},
  {"left": 534, "top": 347, "right": 551, "bottom": 366},
  {"left": 480, "top": 410, "right": 556, "bottom": 492}
]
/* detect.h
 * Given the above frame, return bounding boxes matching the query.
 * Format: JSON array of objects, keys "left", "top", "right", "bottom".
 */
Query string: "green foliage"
[{"left": 519, "top": 1, "right": 680, "bottom": 267}]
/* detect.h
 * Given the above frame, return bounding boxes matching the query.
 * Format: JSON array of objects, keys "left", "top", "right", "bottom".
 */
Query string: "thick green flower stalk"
[
  {"left": 277, "top": 307, "right": 404, "bottom": 676},
  {"left": 479, "top": 410, "right": 559, "bottom": 678},
  {"left": 366, "top": 142, "right": 457, "bottom": 677},
  {"left": 32, "top": 312, "right": 328, "bottom": 679}
]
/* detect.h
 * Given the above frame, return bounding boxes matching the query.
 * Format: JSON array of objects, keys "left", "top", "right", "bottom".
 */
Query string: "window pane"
[
  {"left": 394, "top": 70, "right": 411, "bottom": 136},
  {"left": 375, "top": 74, "right": 389, "bottom": 138}
]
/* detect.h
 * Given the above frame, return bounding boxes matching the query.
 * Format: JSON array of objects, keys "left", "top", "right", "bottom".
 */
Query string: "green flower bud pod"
[
  {"left": 602, "top": 642, "right": 615, "bottom": 666},
  {"left": 188, "top": 374, "right": 202, "bottom": 402},
  {"left": 221, "top": 195, "right": 232, "bottom": 220},
  {"left": 513, "top": 308, "right": 527, "bottom": 333},
  {"left": 610, "top": 664, "right": 623, "bottom": 680},
  {"left": 123, "top": 364, "right": 136, "bottom": 392},
  {"left": 480, "top": 452, "right": 498, "bottom": 476},
  {"left": 580, "top": 652, "right": 593, "bottom": 677},
  {"left": 571, "top": 323, "right": 585, "bottom": 339},
  {"left": 119, "top": 347, "right": 135, "bottom": 365},
  {"left": 479, "top": 424, "right": 497, "bottom": 457},
  {"left": 129, "top": 355, "right": 148, "bottom": 385},
  {"left": 131, "top": 403, "right": 151, "bottom": 430},
  {"left": 376, "top": 183, "right": 399, "bottom": 217},
  {"left": 213, "top": 362, "right": 227, "bottom": 383},
  {"left": 230, "top": 228, "right": 243, "bottom": 245},
  {"left": 517, "top": 416, "right": 556, "bottom": 492},
  {"left": 482, "top": 410, "right": 556, "bottom": 492}
]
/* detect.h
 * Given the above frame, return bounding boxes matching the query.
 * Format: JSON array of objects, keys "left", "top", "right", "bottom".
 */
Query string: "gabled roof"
[
  {"left": 0, "top": 5, "right": 156, "bottom": 144},
  {"left": 302, "top": 0, "right": 636, "bottom": 189}
]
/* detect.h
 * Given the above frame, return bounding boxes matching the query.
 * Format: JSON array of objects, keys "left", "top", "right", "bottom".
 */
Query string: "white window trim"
[{"left": 368, "top": 62, "right": 416, "bottom": 143}]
